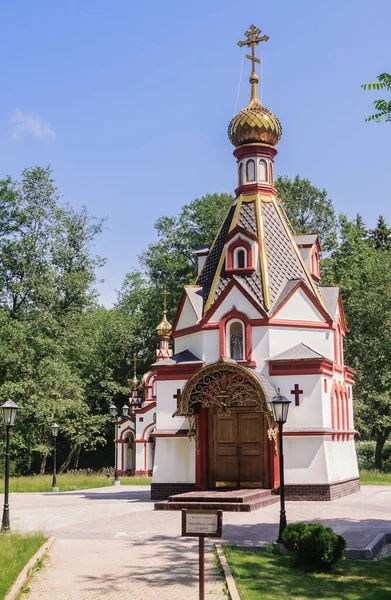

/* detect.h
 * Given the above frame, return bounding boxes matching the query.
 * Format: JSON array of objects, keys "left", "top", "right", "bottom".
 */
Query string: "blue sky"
[{"left": 1, "top": 0, "right": 390, "bottom": 306}]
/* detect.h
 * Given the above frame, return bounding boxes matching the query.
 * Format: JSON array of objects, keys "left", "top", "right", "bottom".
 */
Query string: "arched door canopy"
[{"left": 174, "top": 358, "right": 278, "bottom": 449}]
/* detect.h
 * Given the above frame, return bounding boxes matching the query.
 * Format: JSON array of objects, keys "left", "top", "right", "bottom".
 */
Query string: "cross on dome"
[{"left": 237, "top": 25, "right": 269, "bottom": 101}]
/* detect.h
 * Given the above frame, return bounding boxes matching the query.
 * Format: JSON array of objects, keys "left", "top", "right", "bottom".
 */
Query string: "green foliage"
[
  {"left": 275, "top": 175, "right": 337, "bottom": 252},
  {"left": 282, "top": 522, "right": 346, "bottom": 571},
  {"left": 117, "top": 193, "right": 233, "bottom": 370},
  {"left": 362, "top": 73, "right": 391, "bottom": 122},
  {"left": 7, "top": 473, "right": 151, "bottom": 492},
  {"left": 360, "top": 469, "right": 391, "bottom": 485},
  {"left": 323, "top": 214, "right": 391, "bottom": 468},
  {"left": 0, "top": 533, "right": 46, "bottom": 599},
  {"left": 223, "top": 545, "right": 391, "bottom": 600},
  {"left": 356, "top": 441, "right": 391, "bottom": 473}
]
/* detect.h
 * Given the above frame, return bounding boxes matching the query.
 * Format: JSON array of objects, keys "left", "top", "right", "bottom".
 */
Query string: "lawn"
[
  {"left": 360, "top": 470, "right": 391, "bottom": 486},
  {"left": 0, "top": 533, "right": 46, "bottom": 599},
  {"left": 9, "top": 474, "right": 152, "bottom": 493},
  {"left": 223, "top": 546, "right": 391, "bottom": 600}
]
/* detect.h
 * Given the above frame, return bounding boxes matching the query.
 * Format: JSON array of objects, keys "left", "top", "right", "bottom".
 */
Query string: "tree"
[
  {"left": 368, "top": 215, "right": 391, "bottom": 251},
  {"left": 117, "top": 193, "right": 233, "bottom": 367},
  {"left": 323, "top": 216, "right": 391, "bottom": 468},
  {"left": 362, "top": 73, "right": 391, "bottom": 123},
  {"left": 275, "top": 175, "right": 337, "bottom": 252}
]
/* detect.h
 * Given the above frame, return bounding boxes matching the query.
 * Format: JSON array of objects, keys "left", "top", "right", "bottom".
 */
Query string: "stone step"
[
  {"left": 167, "top": 488, "right": 273, "bottom": 504},
  {"left": 154, "top": 494, "right": 279, "bottom": 513}
]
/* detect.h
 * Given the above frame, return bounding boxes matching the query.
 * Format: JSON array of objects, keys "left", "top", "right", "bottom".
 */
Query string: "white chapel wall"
[
  {"left": 175, "top": 297, "right": 198, "bottom": 331},
  {"left": 274, "top": 288, "right": 326, "bottom": 322},
  {"left": 284, "top": 436, "right": 329, "bottom": 483},
  {"left": 268, "top": 326, "right": 334, "bottom": 362},
  {"left": 153, "top": 438, "right": 195, "bottom": 483},
  {"left": 155, "top": 379, "right": 189, "bottom": 430}
]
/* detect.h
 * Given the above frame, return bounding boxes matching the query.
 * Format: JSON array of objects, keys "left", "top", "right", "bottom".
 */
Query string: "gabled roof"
[
  {"left": 294, "top": 234, "right": 318, "bottom": 246},
  {"left": 318, "top": 286, "right": 339, "bottom": 320},
  {"left": 152, "top": 350, "right": 203, "bottom": 367},
  {"left": 266, "top": 343, "right": 326, "bottom": 362},
  {"left": 185, "top": 286, "right": 203, "bottom": 321}
]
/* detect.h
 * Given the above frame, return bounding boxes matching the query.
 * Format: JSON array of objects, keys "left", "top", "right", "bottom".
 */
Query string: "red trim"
[
  {"left": 235, "top": 183, "right": 277, "bottom": 196},
  {"left": 155, "top": 364, "right": 203, "bottom": 381},
  {"left": 133, "top": 438, "right": 153, "bottom": 443},
  {"left": 270, "top": 435, "right": 279, "bottom": 488},
  {"left": 271, "top": 280, "right": 333, "bottom": 326},
  {"left": 141, "top": 422, "right": 156, "bottom": 440},
  {"left": 284, "top": 431, "right": 340, "bottom": 437},
  {"left": 227, "top": 238, "right": 253, "bottom": 269},
  {"left": 331, "top": 386, "right": 336, "bottom": 430},
  {"left": 153, "top": 433, "right": 188, "bottom": 438},
  {"left": 225, "top": 267, "right": 255, "bottom": 275},
  {"left": 226, "top": 227, "right": 258, "bottom": 243},
  {"left": 233, "top": 144, "right": 278, "bottom": 161},
  {"left": 202, "top": 278, "right": 268, "bottom": 321},
  {"left": 269, "top": 359, "right": 334, "bottom": 377},
  {"left": 171, "top": 290, "right": 188, "bottom": 334},
  {"left": 268, "top": 319, "right": 331, "bottom": 329},
  {"left": 344, "top": 366, "right": 355, "bottom": 384},
  {"left": 324, "top": 379, "right": 328, "bottom": 393},
  {"left": 135, "top": 401, "right": 156, "bottom": 414},
  {"left": 219, "top": 308, "right": 252, "bottom": 361}
]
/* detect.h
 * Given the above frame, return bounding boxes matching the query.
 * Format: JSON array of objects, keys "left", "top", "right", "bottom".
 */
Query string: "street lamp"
[
  {"left": 109, "top": 403, "right": 130, "bottom": 485},
  {"left": 1, "top": 400, "right": 19, "bottom": 532},
  {"left": 270, "top": 392, "right": 291, "bottom": 543},
  {"left": 51, "top": 423, "right": 59, "bottom": 492}
]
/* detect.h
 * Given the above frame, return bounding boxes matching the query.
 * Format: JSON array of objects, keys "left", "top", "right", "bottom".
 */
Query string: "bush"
[
  {"left": 356, "top": 441, "right": 391, "bottom": 472},
  {"left": 282, "top": 522, "right": 346, "bottom": 571}
]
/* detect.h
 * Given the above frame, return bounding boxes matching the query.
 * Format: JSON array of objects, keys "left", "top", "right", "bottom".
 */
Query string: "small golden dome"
[
  {"left": 228, "top": 97, "right": 282, "bottom": 148},
  {"left": 156, "top": 312, "right": 172, "bottom": 337}
]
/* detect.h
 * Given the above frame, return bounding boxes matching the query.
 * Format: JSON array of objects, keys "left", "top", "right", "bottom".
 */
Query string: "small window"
[
  {"left": 259, "top": 160, "right": 268, "bottom": 182},
  {"left": 234, "top": 246, "right": 247, "bottom": 268},
  {"left": 239, "top": 163, "right": 243, "bottom": 185},
  {"left": 230, "top": 322, "right": 244, "bottom": 360},
  {"left": 246, "top": 160, "right": 255, "bottom": 182},
  {"left": 237, "top": 249, "right": 245, "bottom": 268}
]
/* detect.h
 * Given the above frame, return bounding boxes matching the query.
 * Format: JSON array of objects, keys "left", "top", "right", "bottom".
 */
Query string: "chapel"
[{"left": 115, "top": 25, "right": 359, "bottom": 506}]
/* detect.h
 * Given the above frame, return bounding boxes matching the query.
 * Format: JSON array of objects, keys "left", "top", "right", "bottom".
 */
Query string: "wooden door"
[{"left": 209, "top": 408, "right": 267, "bottom": 488}]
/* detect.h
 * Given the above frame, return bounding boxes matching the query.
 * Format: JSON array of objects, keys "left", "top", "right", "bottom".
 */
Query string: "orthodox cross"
[
  {"left": 132, "top": 354, "right": 138, "bottom": 390},
  {"left": 237, "top": 24, "right": 269, "bottom": 100},
  {"left": 291, "top": 384, "right": 303, "bottom": 407},
  {"left": 162, "top": 289, "right": 170, "bottom": 313}
]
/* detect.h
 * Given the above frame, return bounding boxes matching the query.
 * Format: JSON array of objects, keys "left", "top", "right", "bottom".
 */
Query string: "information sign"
[{"left": 182, "top": 509, "right": 223, "bottom": 538}]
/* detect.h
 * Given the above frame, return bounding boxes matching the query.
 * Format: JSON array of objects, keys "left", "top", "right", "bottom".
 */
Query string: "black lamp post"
[
  {"left": 1, "top": 400, "right": 19, "bottom": 532},
  {"left": 51, "top": 423, "right": 59, "bottom": 492},
  {"left": 270, "top": 393, "right": 291, "bottom": 543},
  {"left": 109, "top": 403, "right": 130, "bottom": 485}
]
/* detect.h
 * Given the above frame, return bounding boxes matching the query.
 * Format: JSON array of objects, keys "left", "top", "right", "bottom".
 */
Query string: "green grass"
[
  {"left": 8, "top": 474, "right": 152, "bottom": 493},
  {"left": 223, "top": 546, "right": 391, "bottom": 600},
  {"left": 0, "top": 533, "right": 46, "bottom": 599},
  {"left": 360, "top": 470, "right": 391, "bottom": 485}
]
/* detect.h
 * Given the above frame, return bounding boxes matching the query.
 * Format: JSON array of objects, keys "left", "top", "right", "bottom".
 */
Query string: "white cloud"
[{"left": 10, "top": 109, "right": 55, "bottom": 142}]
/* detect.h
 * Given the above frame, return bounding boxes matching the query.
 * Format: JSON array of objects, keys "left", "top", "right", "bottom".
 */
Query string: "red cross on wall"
[
  {"left": 173, "top": 389, "right": 181, "bottom": 410},
  {"left": 291, "top": 384, "right": 303, "bottom": 406}
]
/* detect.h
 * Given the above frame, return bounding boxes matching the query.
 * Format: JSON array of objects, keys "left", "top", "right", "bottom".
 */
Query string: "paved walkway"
[{"left": 5, "top": 485, "right": 391, "bottom": 599}]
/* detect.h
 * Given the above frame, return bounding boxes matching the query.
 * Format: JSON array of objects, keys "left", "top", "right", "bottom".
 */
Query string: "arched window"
[
  {"left": 237, "top": 249, "right": 245, "bottom": 268},
  {"left": 239, "top": 163, "right": 243, "bottom": 185},
  {"left": 246, "top": 160, "right": 255, "bottom": 182},
  {"left": 259, "top": 160, "right": 268, "bottom": 182},
  {"left": 229, "top": 322, "right": 244, "bottom": 360},
  {"left": 234, "top": 246, "right": 247, "bottom": 268}
]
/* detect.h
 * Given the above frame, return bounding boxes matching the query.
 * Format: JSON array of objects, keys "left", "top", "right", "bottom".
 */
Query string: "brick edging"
[
  {"left": 151, "top": 483, "right": 196, "bottom": 500},
  {"left": 215, "top": 542, "right": 241, "bottom": 600},
  {"left": 5, "top": 535, "right": 55, "bottom": 600},
  {"left": 281, "top": 477, "right": 360, "bottom": 501}
]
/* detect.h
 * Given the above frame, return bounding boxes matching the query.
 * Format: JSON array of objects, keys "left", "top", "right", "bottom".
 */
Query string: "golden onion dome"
[
  {"left": 156, "top": 311, "right": 172, "bottom": 337},
  {"left": 228, "top": 97, "right": 282, "bottom": 148}
]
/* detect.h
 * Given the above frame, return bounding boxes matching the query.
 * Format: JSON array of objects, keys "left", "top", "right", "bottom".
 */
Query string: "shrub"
[
  {"left": 355, "top": 441, "right": 391, "bottom": 472},
  {"left": 282, "top": 522, "right": 346, "bottom": 571}
]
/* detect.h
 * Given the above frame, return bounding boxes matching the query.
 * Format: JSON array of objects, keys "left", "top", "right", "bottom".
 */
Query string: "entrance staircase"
[{"left": 154, "top": 488, "right": 279, "bottom": 512}]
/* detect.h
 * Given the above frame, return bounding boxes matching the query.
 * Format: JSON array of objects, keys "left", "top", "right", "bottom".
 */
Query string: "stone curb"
[
  {"left": 215, "top": 542, "right": 241, "bottom": 600},
  {"left": 5, "top": 535, "right": 55, "bottom": 600},
  {"left": 346, "top": 532, "right": 391, "bottom": 560}
]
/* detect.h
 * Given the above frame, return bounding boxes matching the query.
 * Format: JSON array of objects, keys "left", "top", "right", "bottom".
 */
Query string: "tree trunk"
[
  {"left": 40, "top": 454, "right": 47, "bottom": 475},
  {"left": 59, "top": 446, "right": 77, "bottom": 474},
  {"left": 375, "top": 428, "right": 391, "bottom": 470},
  {"left": 74, "top": 446, "right": 81, "bottom": 470}
]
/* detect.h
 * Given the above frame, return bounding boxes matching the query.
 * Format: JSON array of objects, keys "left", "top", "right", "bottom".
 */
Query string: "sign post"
[{"left": 182, "top": 509, "right": 223, "bottom": 600}]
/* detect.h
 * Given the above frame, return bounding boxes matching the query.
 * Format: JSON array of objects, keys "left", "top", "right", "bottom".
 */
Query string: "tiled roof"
[
  {"left": 185, "top": 286, "right": 203, "bottom": 321},
  {"left": 266, "top": 343, "right": 326, "bottom": 362},
  {"left": 237, "top": 201, "right": 258, "bottom": 236},
  {"left": 197, "top": 205, "right": 236, "bottom": 308},
  {"left": 262, "top": 201, "right": 313, "bottom": 307},
  {"left": 248, "top": 370, "right": 277, "bottom": 404},
  {"left": 153, "top": 350, "right": 203, "bottom": 367},
  {"left": 318, "top": 286, "right": 339, "bottom": 319}
]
